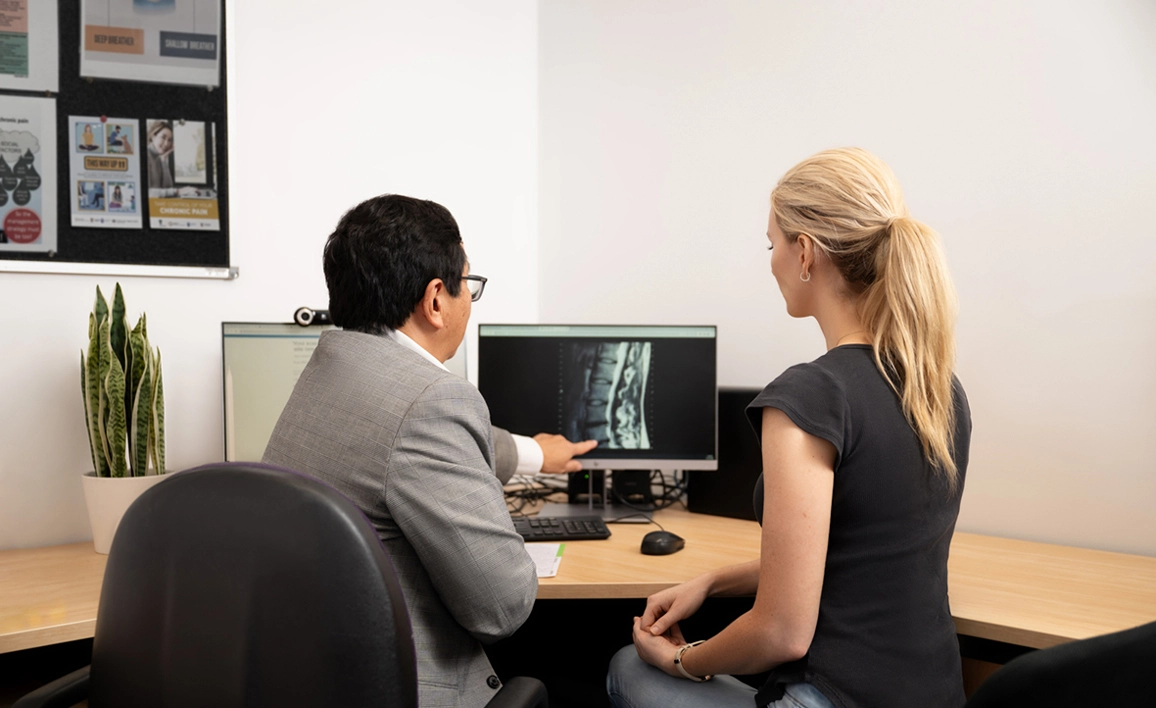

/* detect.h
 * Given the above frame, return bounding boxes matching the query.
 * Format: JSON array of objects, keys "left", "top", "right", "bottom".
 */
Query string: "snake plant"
[{"left": 81, "top": 284, "right": 165, "bottom": 477}]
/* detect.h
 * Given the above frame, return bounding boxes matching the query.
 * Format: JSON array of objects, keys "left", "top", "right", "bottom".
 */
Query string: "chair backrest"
[
  {"left": 964, "top": 620, "right": 1156, "bottom": 707},
  {"left": 89, "top": 462, "right": 417, "bottom": 708}
]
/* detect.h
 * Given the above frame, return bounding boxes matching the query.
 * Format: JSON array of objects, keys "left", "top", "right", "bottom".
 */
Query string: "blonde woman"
[{"left": 607, "top": 148, "right": 971, "bottom": 708}]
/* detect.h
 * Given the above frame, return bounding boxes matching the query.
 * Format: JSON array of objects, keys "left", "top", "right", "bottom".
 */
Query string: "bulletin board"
[{"left": 0, "top": 0, "right": 235, "bottom": 279}]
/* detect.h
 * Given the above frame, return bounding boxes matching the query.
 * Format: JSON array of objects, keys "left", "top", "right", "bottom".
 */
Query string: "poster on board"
[
  {"left": 68, "top": 116, "right": 144, "bottom": 228},
  {"left": 0, "top": 0, "right": 59, "bottom": 91},
  {"left": 146, "top": 118, "right": 219, "bottom": 230},
  {"left": 0, "top": 96, "right": 56, "bottom": 253},
  {"left": 80, "top": 0, "right": 220, "bottom": 87}
]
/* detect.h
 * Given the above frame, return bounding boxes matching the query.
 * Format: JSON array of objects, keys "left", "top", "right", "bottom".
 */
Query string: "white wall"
[
  {"left": 5, "top": 0, "right": 1154, "bottom": 558},
  {"left": 539, "top": 0, "right": 1156, "bottom": 555},
  {"left": 0, "top": 0, "right": 539, "bottom": 550}
]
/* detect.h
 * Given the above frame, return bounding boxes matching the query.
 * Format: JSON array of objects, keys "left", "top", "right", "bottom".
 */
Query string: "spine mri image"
[{"left": 562, "top": 341, "right": 652, "bottom": 449}]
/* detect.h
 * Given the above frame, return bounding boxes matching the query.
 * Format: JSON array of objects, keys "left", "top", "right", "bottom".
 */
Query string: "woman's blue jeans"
[{"left": 606, "top": 645, "right": 834, "bottom": 708}]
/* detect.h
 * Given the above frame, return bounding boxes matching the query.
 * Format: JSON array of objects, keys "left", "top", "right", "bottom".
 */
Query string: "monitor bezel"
[
  {"left": 477, "top": 323, "right": 719, "bottom": 471},
  {"left": 221, "top": 321, "right": 469, "bottom": 462},
  {"left": 221, "top": 321, "right": 337, "bottom": 462}
]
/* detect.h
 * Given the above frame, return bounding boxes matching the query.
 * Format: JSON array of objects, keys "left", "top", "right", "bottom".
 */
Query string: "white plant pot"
[{"left": 81, "top": 472, "right": 170, "bottom": 554}]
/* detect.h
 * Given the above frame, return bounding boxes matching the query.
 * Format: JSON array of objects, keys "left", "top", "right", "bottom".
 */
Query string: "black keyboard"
[{"left": 513, "top": 515, "right": 611, "bottom": 541}]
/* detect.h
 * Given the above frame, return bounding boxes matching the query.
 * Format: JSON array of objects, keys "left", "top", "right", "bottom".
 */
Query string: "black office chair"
[
  {"left": 15, "top": 462, "right": 547, "bottom": 708},
  {"left": 964, "top": 620, "right": 1156, "bottom": 707}
]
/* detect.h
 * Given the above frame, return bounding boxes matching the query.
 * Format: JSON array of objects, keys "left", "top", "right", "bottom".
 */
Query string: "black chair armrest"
[
  {"left": 485, "top": 676, "right": 549, "bottom": 708},
  {"left": 12, "top": 665, "right": 91, "bottom": 708}
]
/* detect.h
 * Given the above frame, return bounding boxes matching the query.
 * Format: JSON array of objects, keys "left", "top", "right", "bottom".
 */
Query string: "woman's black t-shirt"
[{"left": 746, "top": 345, "right": 971, "bottom": 708}]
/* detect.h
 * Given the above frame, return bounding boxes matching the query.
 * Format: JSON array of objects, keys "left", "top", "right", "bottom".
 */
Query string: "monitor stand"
[
  {"left": 538, "top": 471, "right": 653, "bottom": 523},
  {"left": 536, "top": 502, "right": 653, "bottom": 524}
]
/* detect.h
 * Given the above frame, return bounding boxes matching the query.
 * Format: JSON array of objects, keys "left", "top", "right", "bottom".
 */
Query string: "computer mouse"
[{"left": 641, "top": 530, "right": 685, "bottom": 556}]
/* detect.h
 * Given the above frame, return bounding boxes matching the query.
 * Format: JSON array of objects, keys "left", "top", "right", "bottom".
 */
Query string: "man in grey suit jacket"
[{"left": 264, "top": 195, "right": 547, "bottom": 707}]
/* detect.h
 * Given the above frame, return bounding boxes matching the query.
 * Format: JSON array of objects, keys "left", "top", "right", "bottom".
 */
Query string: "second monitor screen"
[{"left": 478, "top": 325, "right": 717, "bottom": 468}]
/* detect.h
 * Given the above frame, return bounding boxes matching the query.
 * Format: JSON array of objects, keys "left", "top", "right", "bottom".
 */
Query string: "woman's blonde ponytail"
[
  {"left": 771, "top": 148, "right": 960, "bottom": 487},
  {"left": 861, "top": 215, "right": 959, "bottom": 483}
]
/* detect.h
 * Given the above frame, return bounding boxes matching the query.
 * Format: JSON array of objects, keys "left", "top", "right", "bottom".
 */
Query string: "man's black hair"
[{"left": 323, "top": 194, "right": 465, "bottom": 333}]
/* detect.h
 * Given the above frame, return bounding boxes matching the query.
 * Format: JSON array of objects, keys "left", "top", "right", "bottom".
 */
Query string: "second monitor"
[{"left": 478, "top": 324, "right": 718, "bottom": 471}]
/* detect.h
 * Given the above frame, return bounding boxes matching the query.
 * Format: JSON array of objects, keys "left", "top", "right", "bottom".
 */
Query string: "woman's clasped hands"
[{"left": 631, "top": 573, "right": 712, "bottom": 677}]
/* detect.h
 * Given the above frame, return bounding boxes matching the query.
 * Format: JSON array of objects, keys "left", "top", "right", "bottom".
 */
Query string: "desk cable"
[
  {"left": 505, "top": 475, "right": 569, "bottom": 517},
  {"left": 609, "top": 469, "right": 689, "bottom": 514}
]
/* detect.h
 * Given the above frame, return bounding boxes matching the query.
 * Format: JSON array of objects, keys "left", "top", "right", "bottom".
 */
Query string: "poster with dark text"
[
  {"left": 81, "top": 0, "right": 220, "bottom": 87},
  {"left": 0, "top": 0, "right": 58, "bottom": 92},
  {"left": 0, "top": 96, "right": 56, "bottom": 252}
]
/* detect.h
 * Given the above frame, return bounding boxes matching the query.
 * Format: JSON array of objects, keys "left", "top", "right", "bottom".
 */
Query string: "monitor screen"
[
  {"left": 478, "top": 324, "right": 717, "bottom": 470},
  {"left": 222, "top": 323, "right": 466, "bottom": 461}
]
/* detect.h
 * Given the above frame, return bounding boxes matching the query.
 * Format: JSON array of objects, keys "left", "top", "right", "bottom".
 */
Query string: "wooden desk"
[
  {"left": 538, "top": 508, "right": 760, "bottom": 599},
  {"left": 948, "top": 532, "right": 1156, "bottom": 648},
  {"left": 3, "top": 512, "right": 1155, "bottom": 654},
  {"left": 0, "top": 543, "right": 106, "bottom": 654}
]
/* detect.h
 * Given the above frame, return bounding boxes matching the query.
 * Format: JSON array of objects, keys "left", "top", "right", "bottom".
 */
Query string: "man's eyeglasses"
[{"left": 463, "top": 274, "right": 488, "bottom": 302}]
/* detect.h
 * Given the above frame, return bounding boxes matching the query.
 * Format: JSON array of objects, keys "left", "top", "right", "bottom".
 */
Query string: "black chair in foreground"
[
  {"left": 964, "top": 619, "right": 1156, "bottom": 707},
  {"left": 15, "top": 462, "right": 547, "bottom": 708}
]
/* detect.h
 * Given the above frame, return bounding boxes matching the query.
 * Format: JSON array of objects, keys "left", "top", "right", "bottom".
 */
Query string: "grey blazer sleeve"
[
  {"left": 492, "top": 426, "right": 518, "bottom": 485},
  {"left": 384, "top": 376, "right": 537, "bottom": 643}
]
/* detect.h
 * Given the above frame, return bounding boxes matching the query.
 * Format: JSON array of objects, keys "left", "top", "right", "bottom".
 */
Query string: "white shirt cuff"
[{"left": 512, "top": 434, "right": 544, "bottom": 475}]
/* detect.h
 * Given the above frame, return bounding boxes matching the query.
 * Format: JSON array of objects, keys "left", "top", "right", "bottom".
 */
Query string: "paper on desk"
[{"left": 525, "top": 543, "right": 564, "bottom": 578}]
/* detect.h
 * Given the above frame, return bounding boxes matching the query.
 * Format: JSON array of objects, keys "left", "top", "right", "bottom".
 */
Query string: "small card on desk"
[{"left": 525, "top": 543, "right": 564, "bottom": 578}]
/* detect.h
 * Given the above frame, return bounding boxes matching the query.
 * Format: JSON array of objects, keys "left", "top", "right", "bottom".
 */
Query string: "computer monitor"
[
  {"left": 477, "top": 324, "right": 718, "bottom": 471},
  {"left": 222, "top": 322, "right": 467, "bottom": 461}
]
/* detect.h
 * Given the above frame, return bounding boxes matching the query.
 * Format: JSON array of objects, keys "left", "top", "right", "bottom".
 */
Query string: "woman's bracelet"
[{"left": 673, "top": 640, "right": 713, "bottom": 682}]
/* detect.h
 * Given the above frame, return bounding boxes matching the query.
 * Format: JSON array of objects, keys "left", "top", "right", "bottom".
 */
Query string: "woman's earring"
[{"left": 800, "top": 271, "right": 811, "bottom": 283}]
